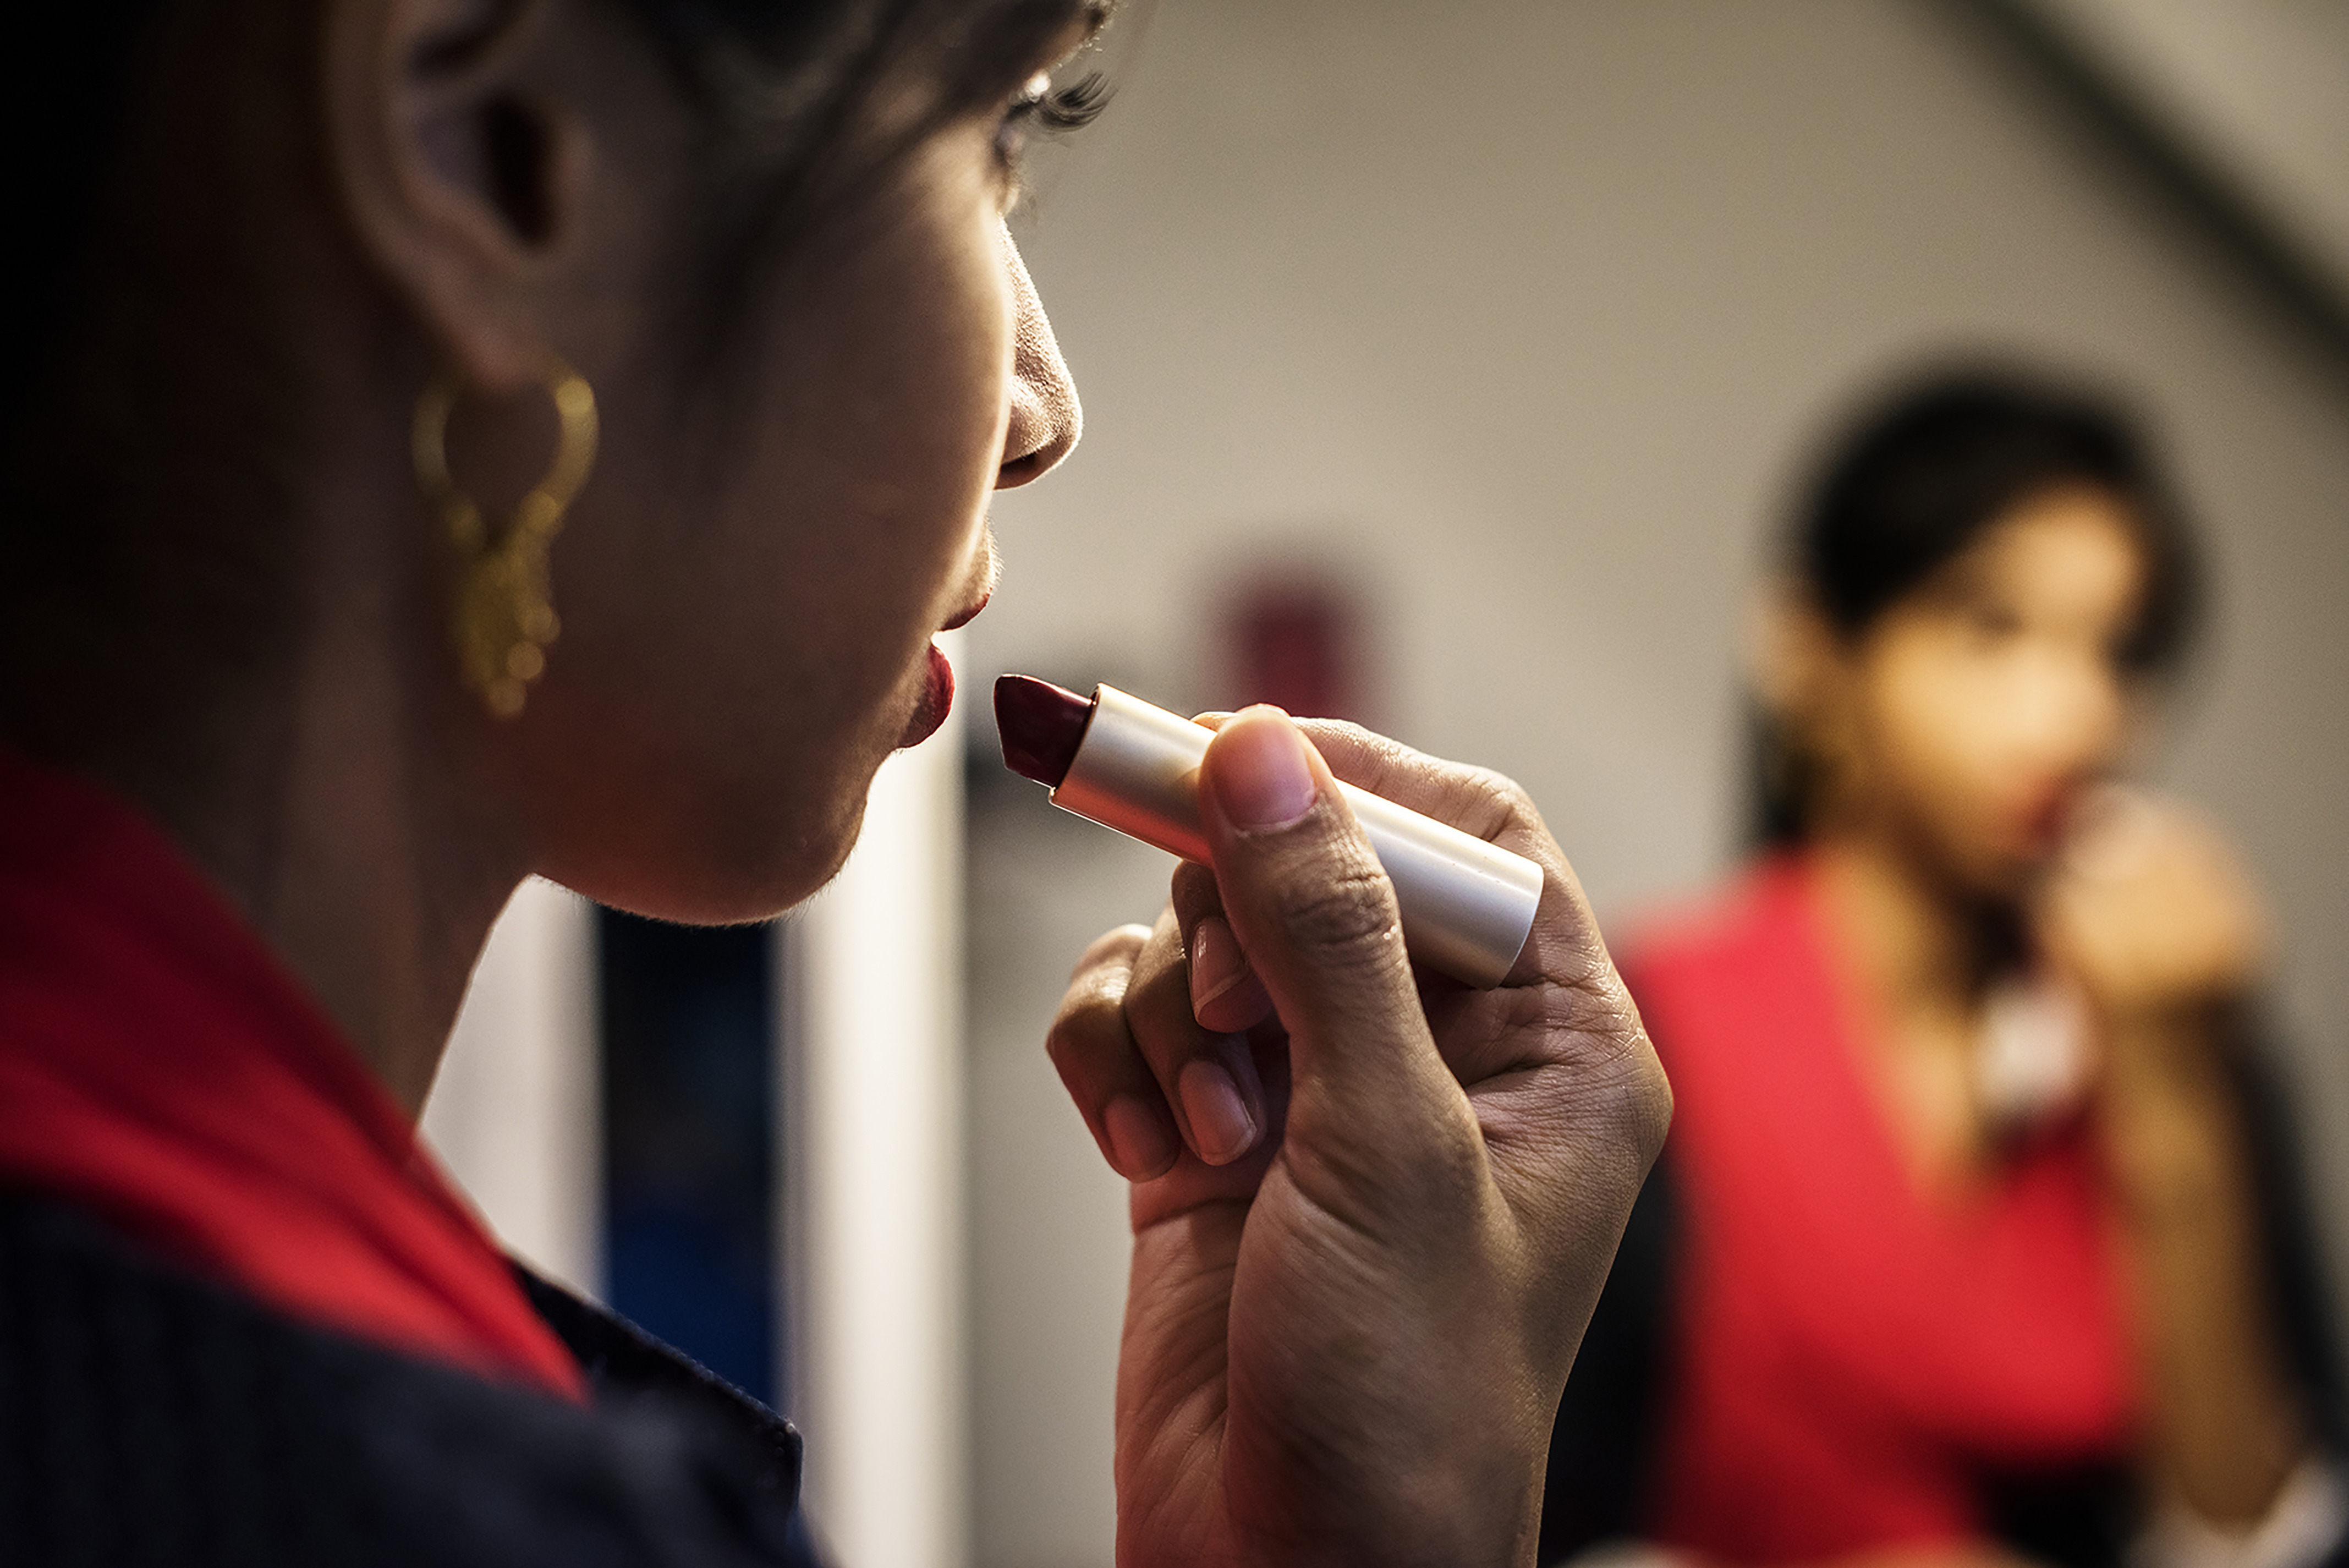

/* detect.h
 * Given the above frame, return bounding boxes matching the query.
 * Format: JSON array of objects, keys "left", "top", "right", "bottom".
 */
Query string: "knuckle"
[
  {"left": 1123, "top": 947, "right": 1197, "bottom": 1034},
  {"left": 1533, "top": 973, "right": 1675, "bottom": 1163},
  {"left": 1579, "top": 1029, "right": 1676, "bottom": 1167},
  {"left": 1470, "top": 763, "right": 1532, "bottom": 816},
  {"left": 1069, "top": 922, "right": 1150, "bottom": 983},
  {"left": 1045, "top": 956, "right": 1135, "bottom": 1073},
  {"left": 1621, "top": 1045, "right": 1676, "bottom": 1164},
  {"left": 1457, "top": 763, "right": 1534, "bottom": 837},
  {"left": 1043, "top": 1000, "right": 1119, "bottom": 1076},
  {"left": 1042, "top": 997, "right": 1089, "bottom": 1059},
  {"left": 1169, "top": 862, "right": 1223, "bottom": 926},
  {"left": 1267, "top": 854, "right": 1401, "bottom": 962},
  {"left": 1305, "top": 716, "right": 1379, "bottom": 750}
]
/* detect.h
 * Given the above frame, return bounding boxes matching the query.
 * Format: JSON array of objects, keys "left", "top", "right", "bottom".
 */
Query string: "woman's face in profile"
[
  {"left": 520, "top": 64, "right": 1081, "bottom": 924},
  {"left": 1830, "top": 486, "right": 2150, "bottom": 897}
]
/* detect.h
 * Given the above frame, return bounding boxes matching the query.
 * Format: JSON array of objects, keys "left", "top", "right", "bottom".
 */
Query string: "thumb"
[{"left": 1197, "top": 708, "right": 1445, "bottom": 1097}]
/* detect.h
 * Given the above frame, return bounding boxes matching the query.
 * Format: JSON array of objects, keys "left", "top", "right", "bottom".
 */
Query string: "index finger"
[
  {"left": 1289, "top": 717, "right": 1613, "bottom": 994},
  {"left": 1291, "top": 719, "right": 1538, "bottom": 851}
]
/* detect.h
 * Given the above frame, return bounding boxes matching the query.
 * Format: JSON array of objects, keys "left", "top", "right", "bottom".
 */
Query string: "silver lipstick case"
[{"left": 1049, "top": 684, "right": 1543, "bottom": 988}]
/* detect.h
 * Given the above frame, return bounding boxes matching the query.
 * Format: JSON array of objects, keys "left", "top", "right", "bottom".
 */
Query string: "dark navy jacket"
[{"left": 0, "top": 1192, "right": 824, "bottom": 1566}]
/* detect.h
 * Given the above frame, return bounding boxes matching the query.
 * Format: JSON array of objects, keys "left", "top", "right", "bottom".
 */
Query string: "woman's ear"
[
  {"left": 1752, "top": 582, "right": 1874, "bottom": 824},
  {"left": 1748, "top": 578, "right": 1841, "bottom": 728},
  {"left": 322, "top": 0, "right": 595, "bottom": 391}
]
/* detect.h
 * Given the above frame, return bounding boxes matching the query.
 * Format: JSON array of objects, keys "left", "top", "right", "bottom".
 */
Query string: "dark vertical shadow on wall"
[
  {"left": 1940, "top": 0, "right": 2349, "bottom": 391},
  {"left": 600, "top": 911, "right": 778, "bottom": 1405}
]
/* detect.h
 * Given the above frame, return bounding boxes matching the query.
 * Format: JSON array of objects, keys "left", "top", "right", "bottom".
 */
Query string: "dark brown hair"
[
  {"left": 2, "top": 0, "right": 1105, "bottom": 427},
  {"left": 1753, "top": 366, "right": 2204, "bottom": 845}
]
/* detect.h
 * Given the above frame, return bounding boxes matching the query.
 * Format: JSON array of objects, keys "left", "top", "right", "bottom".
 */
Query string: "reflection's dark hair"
[{"left": 1753, "top": 368, "right": 2203, "bottom": 845}]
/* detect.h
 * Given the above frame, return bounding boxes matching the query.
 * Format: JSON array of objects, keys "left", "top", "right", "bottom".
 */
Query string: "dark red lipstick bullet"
[{"left": 994, "top": 675, "right": 1091, "bottom": 788}]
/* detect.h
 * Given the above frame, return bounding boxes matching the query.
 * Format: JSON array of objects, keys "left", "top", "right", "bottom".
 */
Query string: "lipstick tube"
[{"left": 1046, "top": 684, "right": 1543, "bottom": 988}]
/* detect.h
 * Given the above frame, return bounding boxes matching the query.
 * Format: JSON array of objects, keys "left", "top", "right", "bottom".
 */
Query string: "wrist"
[
  {"left": 2095, "top": 1000, "right": 2236, "bottom": 1100},
  {"left": 2097, "top": 1068, "right": 2247, "bottom": 1220}
]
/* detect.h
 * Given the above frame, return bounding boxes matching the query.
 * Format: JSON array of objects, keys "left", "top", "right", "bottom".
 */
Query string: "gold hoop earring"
[{"left": 412, "top": 356, "right": 600, "bottom": 719}]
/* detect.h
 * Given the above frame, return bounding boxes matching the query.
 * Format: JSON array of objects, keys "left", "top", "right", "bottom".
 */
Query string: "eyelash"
[{"left": 995, "top": 72, "right": 1111, "bottom": 187}]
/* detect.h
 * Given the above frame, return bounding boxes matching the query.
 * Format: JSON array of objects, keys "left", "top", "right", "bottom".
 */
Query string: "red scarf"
[
  {"left": 1633, "top": 857, "right": 2133, "bottom": 1559},
  {"left": 0, "top": 746, "right": 585, "bottom": 1402}
]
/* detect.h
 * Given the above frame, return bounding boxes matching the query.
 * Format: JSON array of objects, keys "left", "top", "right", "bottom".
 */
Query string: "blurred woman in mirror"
[
  {"left": 0, "top": 2, "right": 1669, "bottom": 1563},
  {"left": 1541, "top": 371, "right": 2344, "bottom": 1568}
]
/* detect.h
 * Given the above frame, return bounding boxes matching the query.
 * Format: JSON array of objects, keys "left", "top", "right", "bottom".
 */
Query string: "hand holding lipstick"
[
  {"left": 2035, "top": 790, "right": 2304, "bottom": 1527},
  {"left": 2039, "top": 788, "right": 2269, "bottom": 1039},
  {"left": 1045, "top": 708, "right": 1671, "bottom": 1568}
]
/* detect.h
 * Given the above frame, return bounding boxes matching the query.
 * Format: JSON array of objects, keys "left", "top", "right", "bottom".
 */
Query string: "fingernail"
[
  {"left": 1101, "top": 1095, "right": 1178, "bottom": 1180},
  {"left": 1189, "top": 916, "right": 1249, "bottom": 1015},
  {"left": 1190, "top": 917, "right": 1274, "bottom": 1033},
  {"left": 1211, "top": 712, "right": 1317, "bottom": 831},
  {"left": 1177, "top": 1058, "right": 1259, "bottom": 1165}
]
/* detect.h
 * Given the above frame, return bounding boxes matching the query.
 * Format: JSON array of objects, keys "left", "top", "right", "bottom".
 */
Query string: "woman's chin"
[
  {"left": 550, "top": 782, "right": 868, "bottom": 926},
  {"left": 1919, "top": 832, "right": 2043, "bottom": 907},
  {"left": 570, "top": 860, "right": 836, "bottom": 926},
  {"left": 1975, "top": 850, "right": 2053, "bottom": 907}
]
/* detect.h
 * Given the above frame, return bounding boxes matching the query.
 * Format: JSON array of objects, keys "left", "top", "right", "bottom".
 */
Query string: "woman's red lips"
[
  {"left": 2017, "top": 782, "right": 2083, "bottom": 855},
  {"left": 941, "top": 589, "right": 991, "bottom": 632},
  {"left": 901, "top": 643, "right": 956, "bottom": 749}
]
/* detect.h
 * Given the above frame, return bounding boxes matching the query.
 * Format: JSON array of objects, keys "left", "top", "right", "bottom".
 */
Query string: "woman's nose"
[
  {"left": 2019, "top": 644, "right": 2128, "bottom": 774},
  {"left": 997, "top": 225, "right": 1080, "bottom": 489}
]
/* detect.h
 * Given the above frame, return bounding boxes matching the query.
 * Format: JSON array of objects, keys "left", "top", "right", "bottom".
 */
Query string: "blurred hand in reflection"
[
  {"left": 2038, "top": 788, "right": 2304, "bottom": 1528},
  {"left": 2041, "top": 788, "right": 2269, "bottom": 1032},
  {"left": 1047, "top": 707, "right": 1671, "bottom": 1568}
]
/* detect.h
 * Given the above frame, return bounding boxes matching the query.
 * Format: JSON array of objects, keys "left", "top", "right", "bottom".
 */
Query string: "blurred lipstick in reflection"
[
  {"left": 2018, "top": 780, "right": 2086, "bottom": 859},
  {"left": 993, "top": 675, "right": 1542, "bottom": 988}
]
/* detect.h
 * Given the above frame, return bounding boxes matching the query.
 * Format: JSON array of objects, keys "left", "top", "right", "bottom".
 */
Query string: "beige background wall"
[{"left": 967, "top": 3, "right": 2349, "bottom": 1565}]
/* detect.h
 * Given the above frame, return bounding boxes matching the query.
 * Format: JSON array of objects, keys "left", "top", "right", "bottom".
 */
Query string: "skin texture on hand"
[{"left": 1047, "top": 708, "right": 1672, "bottom": 1568}]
